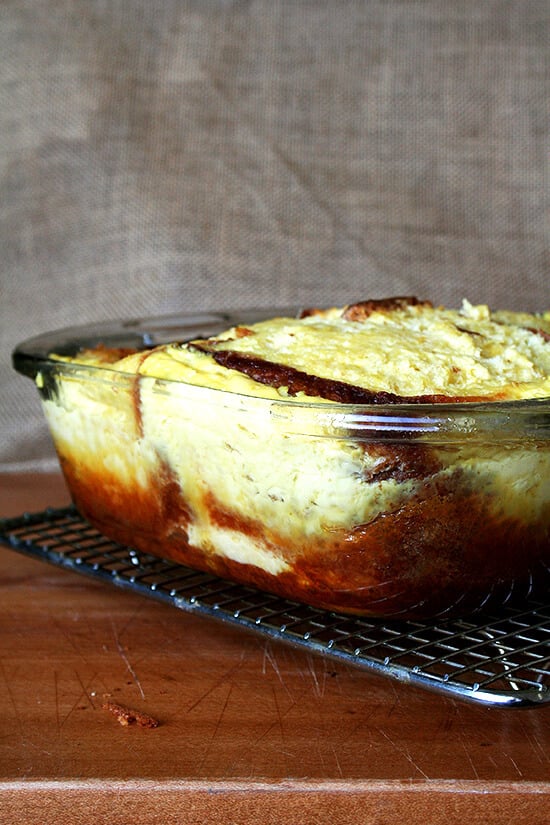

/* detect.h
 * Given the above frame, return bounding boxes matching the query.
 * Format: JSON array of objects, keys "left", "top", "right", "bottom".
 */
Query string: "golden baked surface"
[{"left": 65, "top": 297, "right": 550, "bottom": 403}]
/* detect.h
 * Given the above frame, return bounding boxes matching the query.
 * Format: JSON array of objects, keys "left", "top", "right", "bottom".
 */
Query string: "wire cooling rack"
[{"left": 1, "top": 506, "right": 549, "bottom": 709}]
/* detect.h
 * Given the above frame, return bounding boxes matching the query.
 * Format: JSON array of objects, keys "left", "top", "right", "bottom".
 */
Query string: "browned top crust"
[
  {"left": 202, "top": 347, "right": 494, "bottom": 404},
  {"left": 528, "top": 327, "right": 550, "bottom": 342},
  {"left": 66, "top": 296, "right": 548, "bottom": 405},
  {"left": 341, "top": 296, "right": 433, "bottom": 322},
  {"left": 299, "top": 296, "right": 431, "bottom": 321}
]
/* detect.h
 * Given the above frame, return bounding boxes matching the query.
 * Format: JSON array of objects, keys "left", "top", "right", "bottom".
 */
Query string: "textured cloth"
[{"left": 1, "top": 0, "right": 548, "bottom": 470}]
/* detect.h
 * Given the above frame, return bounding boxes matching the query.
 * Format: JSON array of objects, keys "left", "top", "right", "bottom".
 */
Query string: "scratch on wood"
[
  {"left": 306, "top": 653, "right": 323, "bottom": 698},
  {"left": 520, "top": 717, "right": 550, "bottom": 766},
  {"left": 0, "top": 661, "right": 54, "bottom": 756},
  {"left": 54, "top": 670, "right": 60, "bottom": 732},
  {"left": 261, "top": 643, "right": 295, "bottom": 702},
  {"left": 458, "top": 731, "right": 480, "bottom": 780},
  {"left": 112, "top": 603, "right": 145, "bottom": 639},
  {"left": 59, "top": 671, "right": 99, "bottom": 729},
  {"left": 262, "top": 644, "right": 283, "bottom": 685},
  {"left": 272, "top": 684, "right": 286, "bottom": 747},
  {"left": 74, "top": 669, "right": 97, "bottom": 710},
  {"left": 196, "top": 683, "right": 234, "bottom": 774},
  {"left": 212, "top": 683, "right": 233, "bottom": 742},
  {"left": 375, "top": 727, "right": 430, "bottom": 779},
  {"left": 0, "top": 660, "right": 23, "bottom": 738},
  {"left": 186, "top": 659, "right": 244, "bottom": 713},
  {"left": 110, "top": 617, "right": 145, "bottom": 699},
  {"left": 250, "top": 689, "right": 298, "bottom": 751},
  {"left": 505, "top": 752, "right": 525, "bottom": 778},
  {"left": 331, "top": 744, "right": 344, "bottom": 779}
]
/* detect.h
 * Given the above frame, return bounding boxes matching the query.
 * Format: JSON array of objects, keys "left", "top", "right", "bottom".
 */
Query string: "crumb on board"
[{"left": 102, "top": 700, "right": 160, "bottom": 729}]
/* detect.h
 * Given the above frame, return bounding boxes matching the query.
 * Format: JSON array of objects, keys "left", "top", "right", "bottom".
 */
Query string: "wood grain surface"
[{"left": 1, "top": 473, "right": 549, "bottom": 824}]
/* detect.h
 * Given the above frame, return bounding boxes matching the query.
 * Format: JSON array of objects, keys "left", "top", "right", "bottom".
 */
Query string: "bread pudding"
[{"left": 21, "top": 297, "right": 550, "bottom": 617}]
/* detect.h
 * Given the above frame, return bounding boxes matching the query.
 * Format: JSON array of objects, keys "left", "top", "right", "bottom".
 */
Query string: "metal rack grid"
[{"left": 1, "top": 505, "right": 549, "bottom": 709}]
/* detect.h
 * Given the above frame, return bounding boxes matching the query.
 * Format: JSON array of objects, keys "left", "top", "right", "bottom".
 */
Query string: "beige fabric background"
[{"left": 1, "top": 0, "right": 548, "bottom": 471}]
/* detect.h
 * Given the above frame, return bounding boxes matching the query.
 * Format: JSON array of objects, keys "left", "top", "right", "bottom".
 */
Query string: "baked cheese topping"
[{"left": 71, "top": 298, "right": 550, "bottom": 403}]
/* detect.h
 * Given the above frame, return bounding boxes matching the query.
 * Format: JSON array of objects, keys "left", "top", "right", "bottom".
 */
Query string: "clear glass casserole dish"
[{"left": 13, "top": 309, "right": 550, "bottom": 619}]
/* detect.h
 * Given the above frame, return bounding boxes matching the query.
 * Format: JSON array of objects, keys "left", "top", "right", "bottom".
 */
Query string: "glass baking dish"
[{"left": 13, "top": 311, "right": 550, "bottom": 619}]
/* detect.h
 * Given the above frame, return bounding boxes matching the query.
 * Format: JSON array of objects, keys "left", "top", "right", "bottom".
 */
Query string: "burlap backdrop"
[{"left": 1, "top": 0, "right": 548, "bottom": 470}]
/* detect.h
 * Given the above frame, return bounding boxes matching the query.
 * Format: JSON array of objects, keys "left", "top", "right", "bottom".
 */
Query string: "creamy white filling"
[
  {"left": 188, "top": 523, "right": 290, "bottom": 575},
  {"left": 41, "top": 370, "right": 550, "bottom": 584}
]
